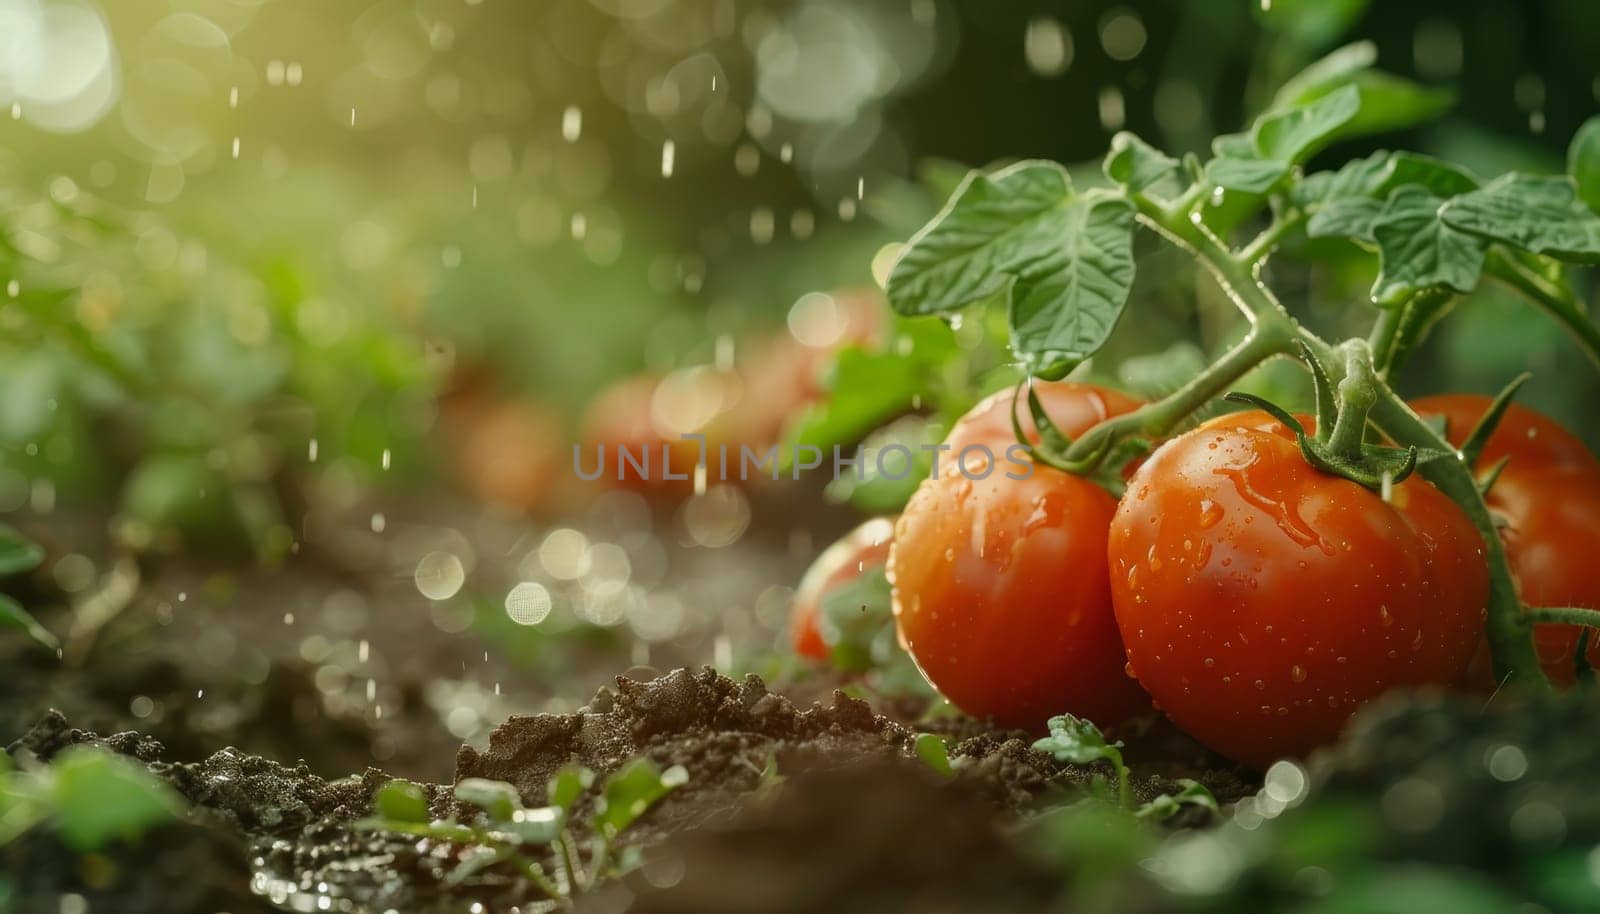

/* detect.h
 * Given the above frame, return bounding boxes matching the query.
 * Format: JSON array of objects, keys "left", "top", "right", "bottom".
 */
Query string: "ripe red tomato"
[
  {"left": 789, "top": 518, "right": 896, "bottom": 660},
  {"left": 1411, "top": 394, "right": 1600, "bottom": 687},
  {"left": 889, "top": 382, "right": 1152, "bottom": 730},
  {"left": 1108, "top": 409, "right": 1488, "bottom": 769}
]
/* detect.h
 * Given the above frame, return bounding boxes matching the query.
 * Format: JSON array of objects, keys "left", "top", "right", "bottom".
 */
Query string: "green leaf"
[
  {"left": 1376, "top": 152, "right": 1480, "bottom": 197},
  {"left": 1272, "top": 40, "right": 1377, "bottom": 109},
  {"left": 1005, "top": 192, "right": 1137, "bottom": 378},
  {"left": 594, "top": 759, "right": 686, "bottom": 837},
  {"left": 1103, "top": 132, "right": 1177, "bottom": 193},
  {"left": 0, "top": 525, "right": 44, "bottom": 577},
  {"left": 1569, "top": 115, "right": 1600, "bottom": 213},
  {"left": 886, "top": 162, "right": 1137, "bottom": 379},
  {"left": 0, "top": 594, "right": 57, "bottom": 653},
  {"left": 1439, "top": 173, "right": 1600, "bottom": 263},
  {"left": 1204, "top": 157, "right": 1291, "bottom": 194},
  {"left": 1210, "top": 132, "right": 1256, "bottom": 159},
  {"left": 502, "top": 806, "right": 562, "bottom": 845},
  {"left": 785, "top": 318, "right": 958, "bottom": 462},
  {"left": 1253, "top": 85, "right": 1361, "bottom": 164},
  {"left": 1335, "top": 71, "right": 1453, "bottom": 140},
  {"left": 455, "top": 778, "right": 522, "bottom": 822},
  {"left": 913, "top": 733, "right": 954, "bottom": 778},
  {"left": 50, "top": 747, "right": 184, "bottom": 851},
  {"left": 1307, "top": 197, "right": 1384, "bottom": 241},
  {"left": 1370, "top": 186, "right": 1487, "bottom": 306},
  {"left": 375, "top": 779, "right": 430, "bottom": 824},
  {"left": 547, "top": 765, "right": 594, "bottom": 815},
  {"left": 818, "top": 566, "right": 893, "bottom": 672},
  {"left": 1032, "top": 714, "right": 1125, "bottom": 770},
  {"left": 888, "top": 161, "right": 1073, "bottom": 317},
  {"left": 1293, "top": 150, "right": 1392, "bottom": 206},
  {"left": 1134, "top": 779, "right": 1219, "bottom": 821}
]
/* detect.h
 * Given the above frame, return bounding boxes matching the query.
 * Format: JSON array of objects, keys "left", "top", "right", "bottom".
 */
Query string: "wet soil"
[{"left": 6, "top": 668, "right": 1253, "bottom": 914}]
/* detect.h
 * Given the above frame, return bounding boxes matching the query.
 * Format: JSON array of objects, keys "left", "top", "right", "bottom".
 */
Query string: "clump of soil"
[{"left": 6, "top": 667, "right": 1251, "bottom": 913}]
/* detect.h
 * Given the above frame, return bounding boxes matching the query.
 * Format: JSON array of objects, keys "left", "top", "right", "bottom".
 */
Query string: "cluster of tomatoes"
[{"left": 790, "top": 383, "right": 1600, "bottom": 769}]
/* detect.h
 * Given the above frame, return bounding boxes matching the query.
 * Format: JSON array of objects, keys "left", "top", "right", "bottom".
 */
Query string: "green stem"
[
  {"left": 1324, "top": 342, "right": 1376, "bottom": 460},
  {"left": 1114, "top": 193, "right": 1549, "bottom": 689},
  {"left": 1485, "top": 249, "right": 1600, "bottom": 370},
  {"left": 517, "top": 856, "right": 568, "bottom": 902},
  {"left": 1061, "top": 325, "right": 1294, "bottom": 463},
  {"left": 1362, "top": 379, "right": 1549, "bottom": 690},
  {"left": 1367, "top": 306, "right": 1404, "bottom": 378},
  {"left": 557, "top": 829, "right": 584, "bottom": 892},
  {"left": 1239, "top": 209, "right": 1306, "bottom": 264},
  {"left": 1523, "top": 607, "right": 1600, "bottom": 628}
]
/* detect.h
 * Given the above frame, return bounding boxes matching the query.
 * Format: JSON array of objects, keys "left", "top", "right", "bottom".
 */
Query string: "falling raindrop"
[
  {"left": 562, "top": 105, "right": 582, "bottom": 142},
  {"left": 231, "top": 137, "right": 240, "bottom": 159},
  {"left": 661, "top": 140, "right": 676, "bottom": 178}
]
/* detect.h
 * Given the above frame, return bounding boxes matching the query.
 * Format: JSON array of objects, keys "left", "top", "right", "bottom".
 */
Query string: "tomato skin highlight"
[
  {"left": 789, "top": 518, "right": 895, "bottom": 661},
  {"left": 889, "top": 383, "right": 1152, "bottom": 730},
  {"left": 1108, "top": 410, "right": 1488, "bottom": 770},
  {"left": 1412, "top": 394, "right": 1600, "bottom": 686}
]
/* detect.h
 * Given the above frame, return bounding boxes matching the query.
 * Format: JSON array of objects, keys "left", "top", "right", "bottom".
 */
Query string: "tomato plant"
[
  {"left": 1413, "top": 394, "right": 1600, "bottom": 686},
  {"left": 873, "top": 41, "right": 1600, "bottom": 762},
  {"left": 889, "top": 383, "right": 1151, "bottom": 729},
  {"left": 788, "top": 517, "right": 895, "bottom": 661}
]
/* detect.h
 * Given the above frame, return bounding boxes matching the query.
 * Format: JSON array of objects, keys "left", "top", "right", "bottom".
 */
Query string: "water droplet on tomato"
[
  {"left": 1254, "top": 679, "right": 1266, "bottom": 690},
  {"left": 1203, "top": 657, "right": 1215, "bottom": 668},
  {"left": 1197, "top": 499, "right": 1223, "bottom": 529},
  {"left": 1290, "top": 664, "right": 1307, "bottom": 683},
  {"left": 1379, "top": 605, "right": 1393, "bottom": 627}
]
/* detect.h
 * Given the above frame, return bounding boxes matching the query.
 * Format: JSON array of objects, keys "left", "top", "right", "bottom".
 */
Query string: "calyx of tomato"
[
  {"left": 1008, "top": 380, "right": 1145, "bottom": 494},
  {"left": 1226, "top": 341, "right": 1427, "bottom": 492}
]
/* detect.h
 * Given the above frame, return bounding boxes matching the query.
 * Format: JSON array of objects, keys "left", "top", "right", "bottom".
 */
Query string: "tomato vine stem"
[
  {"left": 1096, "top": 193, "right": 1553, "bottom": 691},
  {"left": 1523, "top": 607, "right": 1600, "bottom": 628},
  {"left": 1485, "top": 248, "right": 1600, "bottom": 370}
]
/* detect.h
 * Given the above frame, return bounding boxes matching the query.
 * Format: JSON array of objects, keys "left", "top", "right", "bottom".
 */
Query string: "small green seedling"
[
  {"left": 358, "top": 758, "right": 686, "bottom": 904},
  {"left": 0, "top": 746, "right": 185, "bottom": 850},
  {"left": 1033, "top": 714, "right": 1132, "bottom": 808},
  {"left": 913, "top": 732, "right": 954, "bottom": 778}
]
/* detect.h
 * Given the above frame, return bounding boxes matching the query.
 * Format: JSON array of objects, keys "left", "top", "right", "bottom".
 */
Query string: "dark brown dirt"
[{"left": 8, "top": 667, "right": 1256, "bottom": 914}]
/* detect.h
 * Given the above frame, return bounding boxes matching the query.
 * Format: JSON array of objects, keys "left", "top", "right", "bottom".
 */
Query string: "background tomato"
[
  {"left": 789, "top": 517, "right": 896, "bottom": 661},
  {"left": 1412, "top": 394, "right": 1600, "bottom": 686},
  {"left": 889, "top": 383, "right": 1151, "bottom": 730},
  {"left": 1109, "top": 410, "right": 1488, "bottom": 769}
]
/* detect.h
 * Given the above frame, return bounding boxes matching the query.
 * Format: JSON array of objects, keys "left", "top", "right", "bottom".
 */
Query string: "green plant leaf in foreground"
[
  {"left": 1205, "top": 157, "right": 1291, "bottom": 195},
  {"left": 1440, "top": 174, "right": 1600, "bottom": 263},
  {"left": 1103, "top": 132, "right": 1177, "bottom": 193},
  {"left": 1134, "top": 779, "right": 1218, "bottom": 821},
  {"left": 49, "top": 747, "right": 184, "bottom": 851},
  {"left": 1370, "top": 186, "right": 1487, "bottom": 306},
  {"left": 456, "top": 778, "right": 523, "bottom": 822},
  {"left": 375, "top": 779, "right": 430, "bottom": 824},
  {"left": 887, "top": 161, "right": 1137, "bottom": 379},
  {"left": 913, "top": 732, "right": 954, "bottom": 778},
  {"left": 595, "top": 759, "right": 687, "bottom": 837},
  {"left": 1253, "top": 84, "right": 1362, "bottom": 165},
  {"left": 1270, "top": 41, "right": 1453, "bottom": 145}
]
